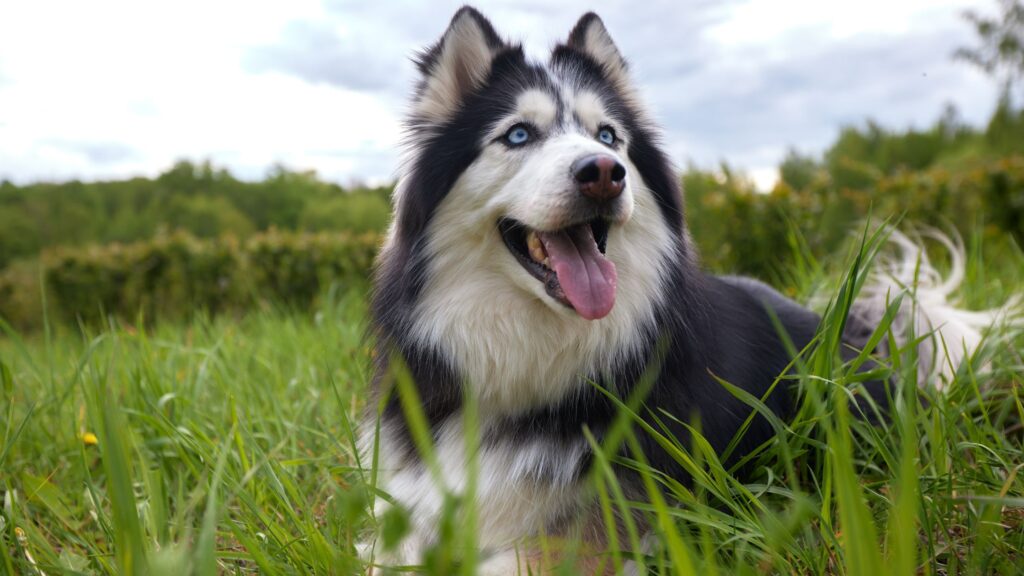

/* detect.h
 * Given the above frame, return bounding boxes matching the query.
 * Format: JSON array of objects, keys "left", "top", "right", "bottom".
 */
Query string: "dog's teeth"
[{"left": 527, "top": 231, "right": 547, "bottom": 264}]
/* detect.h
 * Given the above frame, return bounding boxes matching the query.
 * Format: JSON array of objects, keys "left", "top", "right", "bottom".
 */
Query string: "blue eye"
[
  {"left": 598, "top": 127, "right": 616, "bottom": 145},
  {"left": 506, "top": 125, "right": 530, "bottom": 145}
]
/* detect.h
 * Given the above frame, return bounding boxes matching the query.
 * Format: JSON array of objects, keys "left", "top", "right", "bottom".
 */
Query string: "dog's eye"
[
  {"left": 597, "top": 127, "right": 617, "bottom": 146},
  {"left": 505, "top": 124, "right": 531, "bottom": 146}
]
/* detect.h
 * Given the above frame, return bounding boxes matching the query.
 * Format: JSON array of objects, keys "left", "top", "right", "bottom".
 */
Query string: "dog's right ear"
[{"left": 414, "top": 7, "right": 505, "bottom": 123}]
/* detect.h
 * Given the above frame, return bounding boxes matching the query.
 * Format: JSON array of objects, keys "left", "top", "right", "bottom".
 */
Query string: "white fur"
[
  {"left": 573, "top": 90, "right": 615, "bottom": 133},
  {"left": 476, "top": 551, "right": 530, "bottom": 576},
  {"left": 362, "top": 418, "right": 587, "bottom": 567},
  {"left": 514, "top": 89, "right": 558, "bottom": 130},
  {"left": 853, "top": 229, "right": 1023, "bottom": 390}
]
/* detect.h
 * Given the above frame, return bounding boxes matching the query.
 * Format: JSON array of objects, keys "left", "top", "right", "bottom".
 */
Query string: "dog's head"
[
  {"left": 378, "top": 8, "right": 687, "bottom": 405},
  {"left": 387, "top": 7, "right": 684, "bottom": 317}
]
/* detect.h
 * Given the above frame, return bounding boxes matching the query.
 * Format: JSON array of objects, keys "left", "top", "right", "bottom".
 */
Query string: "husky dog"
[{"left": 360, "top": 7, "right": 1014, "bottom": 573}]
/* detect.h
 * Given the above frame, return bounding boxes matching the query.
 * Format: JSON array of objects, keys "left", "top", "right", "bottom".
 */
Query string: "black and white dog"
[{"left": 360, "top": 7, "right": 1011, "bottom": 573}]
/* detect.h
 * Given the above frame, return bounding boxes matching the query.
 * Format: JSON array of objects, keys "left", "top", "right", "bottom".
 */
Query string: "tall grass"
[{"left": 1, "top": 235, "right": 1022, "bottom": 575}]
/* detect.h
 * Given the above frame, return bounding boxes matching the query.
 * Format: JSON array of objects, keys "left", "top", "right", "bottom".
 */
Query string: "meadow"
[
  {"left": 3, "top": 87, "right": 1024, "bottom": 575},
  {"left": 2, "top": 227, "right": 1024, "bottom": 575}
]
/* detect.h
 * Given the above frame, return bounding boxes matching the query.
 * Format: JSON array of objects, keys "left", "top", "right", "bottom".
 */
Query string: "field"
[{"left": 3, "top": 231, "right": 1024, "bottom": 575}]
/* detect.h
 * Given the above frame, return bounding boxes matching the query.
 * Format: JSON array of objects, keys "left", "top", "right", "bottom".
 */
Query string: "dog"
[{"left": 359, "top": 7, "right": 1016, "bottom": 573}]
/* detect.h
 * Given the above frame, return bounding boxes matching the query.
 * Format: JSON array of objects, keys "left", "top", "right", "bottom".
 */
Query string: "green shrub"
[
  {"left": 2, "top": 230, "right": 382, "bottom": 329},
  {"left": 165, "top": 195, "right": 256, "bottom": 238},
  {"left": 298, "top": 192, "right": 391, "bottom": 234},
  {"left": 245, "top": 229, "right": 379, "bottom": 306},
  {"left": 686, "top": 156, "right": 1024, "bottom": 280},
  {"left": 0, "top": 162, "right": 392, "bottom": 272},
  {"left": 43, "top": 234, "right": 243, "bottom": 325},
  {"left": 0, "top": 260, "right": 45, "bottom": 331}
]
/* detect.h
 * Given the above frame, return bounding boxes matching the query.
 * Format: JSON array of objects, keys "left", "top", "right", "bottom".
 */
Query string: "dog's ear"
[
  {"left": 566, "top": 13, "right": 630, "bottom": 88},
  {"left": 414, "top": 7, "right": 505, "bottom": 123}
]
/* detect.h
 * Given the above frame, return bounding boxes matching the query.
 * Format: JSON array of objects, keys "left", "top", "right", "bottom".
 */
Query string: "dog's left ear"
[
  {"left": 414, "top": 7, "right": 506, "bottom": 123},
  {"left": 566, "top": 13, "right": 630, "bottom": 88}
]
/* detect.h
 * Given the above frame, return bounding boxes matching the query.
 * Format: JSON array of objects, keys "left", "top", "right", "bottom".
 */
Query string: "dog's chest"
[{"left": 372, "top": 416, "right": 588, "bottom": 549}]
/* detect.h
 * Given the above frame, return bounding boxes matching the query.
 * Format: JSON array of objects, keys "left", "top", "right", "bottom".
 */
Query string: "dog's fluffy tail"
[{"left": 849, "top": 229, "right": 1023, "bottom": 390}]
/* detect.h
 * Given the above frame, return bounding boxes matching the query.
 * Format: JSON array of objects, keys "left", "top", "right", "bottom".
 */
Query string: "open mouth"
[{"left": 498, "top": 218, "right": 617, "bottom": 320}]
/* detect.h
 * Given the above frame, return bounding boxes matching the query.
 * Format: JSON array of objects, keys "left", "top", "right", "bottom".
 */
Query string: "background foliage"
[
  {"left": 0, "top": 162, "right": 390, "bottom": 270},
  {"left": 2, "top": 98, "right": 1022, "bottom": 330},
  {"left": 685, "top": 99, "right": 1024, "bottom": 282}
]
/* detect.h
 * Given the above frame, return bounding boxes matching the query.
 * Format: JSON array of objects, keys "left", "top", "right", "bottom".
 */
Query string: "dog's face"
[
  {"left": 462, "top": 85, "right": 635, "bottom": 321},
  {"left": 380, "top": 8, "right": 686, "bottom": 409}
]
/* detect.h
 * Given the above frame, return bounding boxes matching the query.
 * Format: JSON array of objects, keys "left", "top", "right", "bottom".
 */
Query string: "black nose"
[{"left": 572, "top": 154, "right": 626, "bottom": 201}]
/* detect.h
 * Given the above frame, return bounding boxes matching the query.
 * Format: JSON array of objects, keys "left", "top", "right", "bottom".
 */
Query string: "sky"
[{"left": 0, "top": 0, "right": 999, "bottom": 190}]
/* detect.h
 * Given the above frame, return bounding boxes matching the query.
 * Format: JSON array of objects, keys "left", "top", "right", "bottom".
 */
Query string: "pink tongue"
[{"left": 538, "top": 225, "right": 617, "bottom": 320}]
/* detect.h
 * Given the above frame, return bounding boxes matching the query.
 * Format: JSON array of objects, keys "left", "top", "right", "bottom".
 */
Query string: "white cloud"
[
  {"left": 0, "top": 0, "right": 399, "bottom": 183},
  {"left": 0, "top": 0, "right": 1000, "bottom": 188},
  {"left": 707, "top": 0, "right": 970, "bottom": 45}
]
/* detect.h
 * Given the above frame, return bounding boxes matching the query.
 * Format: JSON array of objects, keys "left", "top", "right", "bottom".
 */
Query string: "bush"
[
  {"left": 165, "top": 195, "right": 256, "bottom": 238},
  {"left": 0, "top": 230, "right": 381, "bottom": 330},
  {"left": 245, "top": 229, "right": 379, "bottom": 306},
  {"left": 0, "top": 162, "right": 393, "bottom": 272},
  {"left": 0, "top": 260, "right": 45, "bottom": 332},
  {"left": 686, "top": 156, "right": 1024, "bottom": 280},
  {"left": 299, "top": 192, "right": 391, "bottom": 234}
]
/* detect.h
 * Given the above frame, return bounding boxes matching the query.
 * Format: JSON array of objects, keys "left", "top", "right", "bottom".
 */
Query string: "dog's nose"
[{"left": 573, "top": 154, "right": 626, "bottom": 201}]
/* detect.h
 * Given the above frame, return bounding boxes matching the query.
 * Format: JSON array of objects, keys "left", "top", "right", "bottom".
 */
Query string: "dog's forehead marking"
[
  {"left": 515, "top": 89, "right": 558, "bottom": 129},
  {"left": 570, "top": 90, "right": 607, "bottom": 132}
]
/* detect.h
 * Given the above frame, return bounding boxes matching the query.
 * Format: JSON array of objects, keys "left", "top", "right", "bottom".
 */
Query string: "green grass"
[{"left": 2, "top": 235, "right": 1023, "bottom": 575}]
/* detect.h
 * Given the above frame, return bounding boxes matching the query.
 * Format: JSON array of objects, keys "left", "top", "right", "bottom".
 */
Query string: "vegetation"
[
  {"left": 1, "top": 98, "right": 1022, "bottom": 332},
  {"left": 1, "top": 230, "right": 1022, "bottom": 575},
  {"left": 0, "top": 230, "right": 377, "bottom": 331},
  {"left": 685, "top": 100, "right": 1024, "bottom": 283},
  {"left": 0, "top": 163, "right": 390, "bottom": 270}
]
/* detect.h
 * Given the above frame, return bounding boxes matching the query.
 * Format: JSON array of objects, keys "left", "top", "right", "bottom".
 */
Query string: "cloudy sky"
[{"left": 0, "top": 0, "right": 998, "bottom": 189}]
